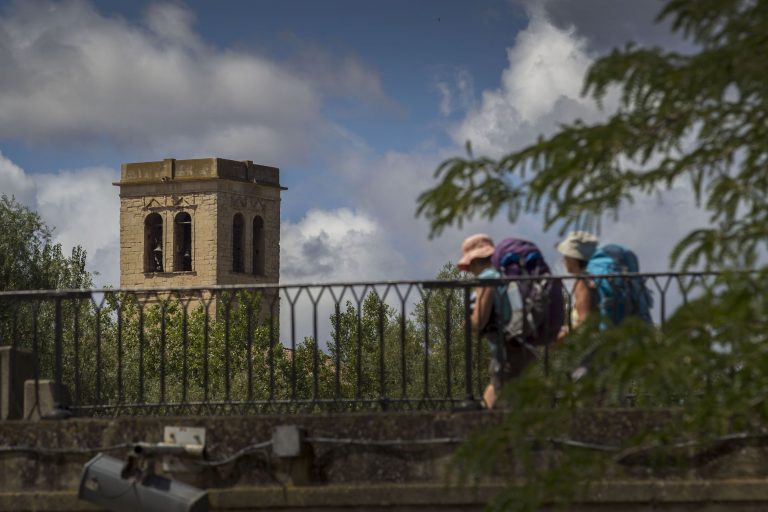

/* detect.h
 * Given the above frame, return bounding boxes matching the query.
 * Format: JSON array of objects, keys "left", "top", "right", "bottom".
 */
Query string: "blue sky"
[{"left": 0, "top": 0, "right": 707, "bottom": 286}]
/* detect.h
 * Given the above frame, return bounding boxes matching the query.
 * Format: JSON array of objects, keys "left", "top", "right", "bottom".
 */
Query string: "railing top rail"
[{"left": 0, "top": 270, "right": 753, "bottom": 298}]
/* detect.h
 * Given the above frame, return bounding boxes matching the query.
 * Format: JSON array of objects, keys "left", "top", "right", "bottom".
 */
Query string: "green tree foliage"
[
  {"left": 325, "top": 263, "right": 480, "bottom": 406},
  {"left": 75, "top": 291, "right": 297, "bottom": 411},
  {"left": 329, "top": 292, "right": 409, "bottom": 401},
  {"left": 412, "top": 263, "right": 482, "bottom": 400},
  {"left": 0, "top": 195, "right": 91, "bottom": 291},
  {"left": 416, "top": 1, "right": 768, "bottom": 510}
]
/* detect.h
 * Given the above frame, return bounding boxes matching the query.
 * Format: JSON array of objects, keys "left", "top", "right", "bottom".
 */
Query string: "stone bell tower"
[{"left": 116, "top": 158, "right": 284, "bottom": 289}]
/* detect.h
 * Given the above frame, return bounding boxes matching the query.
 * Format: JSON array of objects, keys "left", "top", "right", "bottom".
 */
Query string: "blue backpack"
[{"left": 586, "top": 244, "right": 653, "bottom": 327}]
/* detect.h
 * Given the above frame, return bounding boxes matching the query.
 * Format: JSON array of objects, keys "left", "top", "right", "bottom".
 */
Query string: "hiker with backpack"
[
  {"left": 458, "top": 234, "right": 564, "bottom": 409},
  {"left": 556, "top": 231, "right": 653, "bottom": 343},
  {"left": 556, "top": 231, "right": 600, "bottom": 342},
  {"left": 458, "top": 234, "right": 512, "bottom": 409}
]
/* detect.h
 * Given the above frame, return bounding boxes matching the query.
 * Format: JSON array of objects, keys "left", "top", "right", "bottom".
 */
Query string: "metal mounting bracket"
[{"left": 162, "top": 426, "right": 206, "bottom": 473}]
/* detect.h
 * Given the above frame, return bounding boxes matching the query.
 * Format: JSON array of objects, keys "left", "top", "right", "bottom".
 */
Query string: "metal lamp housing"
[{"left": 79, "top": 453, "right": 209, "bottom": 512}]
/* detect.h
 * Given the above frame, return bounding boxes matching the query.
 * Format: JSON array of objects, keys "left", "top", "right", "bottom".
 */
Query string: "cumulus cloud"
[
  {"left": 0, "top": 152, "right": 36, "bottom": 205},
  {"left": 600, "top": 185, "right": 709, "bottom": 272},
  {"left": 0, "top": 151, "right": 119, "bottom": 286},
  {"left": 0, "top": 1, "right": 392, "bottom": 164},
  {"left": 319, "top": 141, "right": 571, "bottom": 281},
  {"left": 452, "top": 9, "right": 599, "bottom": 157},
  {"left": 280, "top": 208, "right": 407, "bottom": 283},
  {"left": 34, "top": 166, "right": 120, "bottom": 285}
]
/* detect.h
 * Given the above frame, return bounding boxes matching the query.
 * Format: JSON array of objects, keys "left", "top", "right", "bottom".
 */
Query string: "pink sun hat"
[{"left": 457, "top": 234, "right": 496, "bottom": 271}]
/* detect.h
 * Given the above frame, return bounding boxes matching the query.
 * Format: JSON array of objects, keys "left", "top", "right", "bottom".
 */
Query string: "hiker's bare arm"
[
  {"left": 471, "top": 285, "right": 494, "bottom": 332},
  {"left": 557, "top": 279, "right": 593, "bottom": 344},
  {"left": 573, "top": 279, "right": 592, "bottom": 329}
]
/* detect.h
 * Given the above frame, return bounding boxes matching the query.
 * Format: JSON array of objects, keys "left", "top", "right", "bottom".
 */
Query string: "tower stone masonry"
[{"left": 116, "top": 158, "right": 284, "bottom": 289}]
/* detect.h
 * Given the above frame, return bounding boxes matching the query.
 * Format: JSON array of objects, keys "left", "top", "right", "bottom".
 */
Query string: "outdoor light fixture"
[{"left": 79, "top": 453, "right": 209, "bottom": 512}]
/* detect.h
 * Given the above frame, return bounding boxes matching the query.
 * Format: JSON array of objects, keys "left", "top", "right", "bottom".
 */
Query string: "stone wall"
[{"left": 2, "top": 411, "right": 768, "bottom": 510}]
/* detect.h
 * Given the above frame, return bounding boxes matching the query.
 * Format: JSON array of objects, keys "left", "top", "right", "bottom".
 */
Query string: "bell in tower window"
[
  {"left": 144, "top": 213, "right": 164, "bottom": 273},
  {"left": 174, "top": 212, "right": 193, "bottom": 271}
]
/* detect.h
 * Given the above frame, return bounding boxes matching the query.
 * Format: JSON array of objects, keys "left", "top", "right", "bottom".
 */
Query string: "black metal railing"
[{"left": 0, "top": 272, "right": 728, "bottom": 417}]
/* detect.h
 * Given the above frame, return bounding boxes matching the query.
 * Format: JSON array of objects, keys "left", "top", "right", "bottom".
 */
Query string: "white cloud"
[
  {"left": 280, "top": 208, "right": 407, "bottom": 283},
  {"left": 323, "top": 145, "right": 566, "bottom": 280},
  {"left": 34, "top": 166, "right": 120, "bottom": 285},
  {"left": 143, "top": 3, "right": 201, "bottom": 49},
  {"left": 600, "top": 185, "right": 709, "bottom": 272},
  {"left": 0, "top": 152, "right": 36, "bottom": 205},
  {"left": 452, "top": 9, "right": 599, "bottom": 157},
  {"left": 0, "top": 1, "right": 368, "bottom": 164}
]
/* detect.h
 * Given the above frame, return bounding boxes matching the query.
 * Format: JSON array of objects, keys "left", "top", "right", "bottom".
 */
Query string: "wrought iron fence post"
[
  {"left": 54, "top": 297, "right": 63, "bottom": 401},
  {"left": 444, "top": 292, "right": 452, "bottom": 400},
  {"left": 463, "top": 287, "right": 474, "bottom": 403},
  {"left": 50, "top": 296, "right": 71, "bottom": 419}
]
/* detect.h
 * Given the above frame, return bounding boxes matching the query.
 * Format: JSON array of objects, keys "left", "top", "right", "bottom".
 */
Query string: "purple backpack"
[{"left": 491, "top": 238, "right": 564, "bottom": 346}]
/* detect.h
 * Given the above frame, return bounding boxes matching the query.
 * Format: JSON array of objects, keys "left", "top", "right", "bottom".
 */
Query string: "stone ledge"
[
  {"left": 7, "top": 481, "right": 768, "bottom": 511},
  {"left": 0, "top": 492, "right": 99, "bottom": 512},
  {"left": 209, "top": 481, "right": 768, "bottom": 508}
]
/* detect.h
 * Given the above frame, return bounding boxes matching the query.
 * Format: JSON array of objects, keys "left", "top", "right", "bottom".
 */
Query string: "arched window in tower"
[
  {"left": 144, "top": 213, "right": 164, "bottom": 273},
  {"left": 232, "top": 213, "right": 245, "bottom": 273},
  {"left": 174, "top": 212, "right": 193, "bottom": 271},
  {"left": 252, "top": 216, "right": 265, "bottom": 276}
]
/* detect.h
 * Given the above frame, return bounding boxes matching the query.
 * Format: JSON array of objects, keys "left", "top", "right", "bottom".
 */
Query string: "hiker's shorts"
[{"left": 488, "top": 337, "right": 532, "bottom": 391}]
